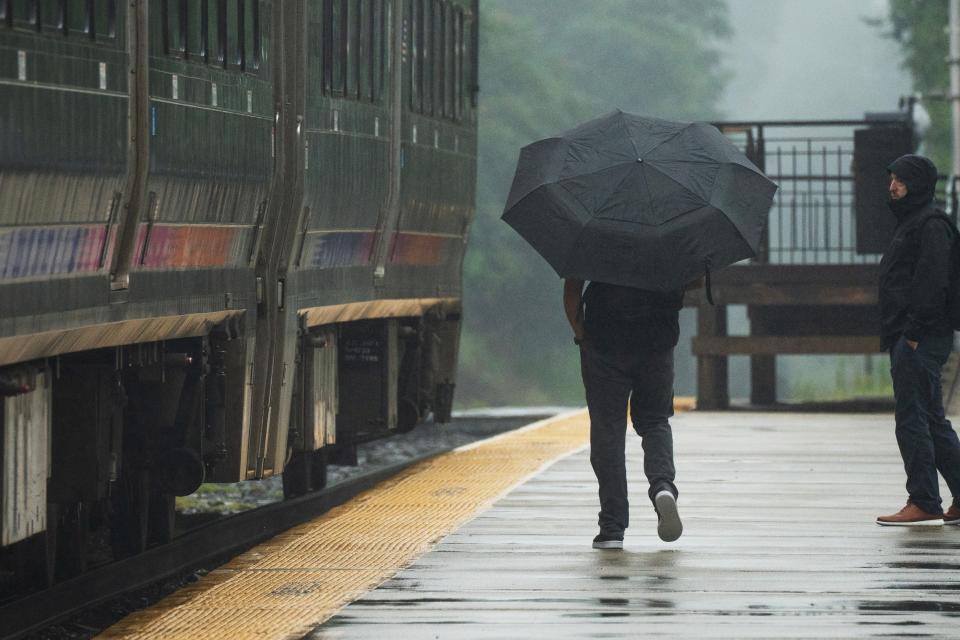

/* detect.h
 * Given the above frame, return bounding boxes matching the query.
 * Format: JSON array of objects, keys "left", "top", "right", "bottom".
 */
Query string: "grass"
[{"left": 787, "top": 355, "right": 893, "bottom": 402}]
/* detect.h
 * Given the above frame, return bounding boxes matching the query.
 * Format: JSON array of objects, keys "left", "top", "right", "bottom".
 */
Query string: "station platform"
[{"left": 100, "top": 409, "right": 960, "bottom": 639}]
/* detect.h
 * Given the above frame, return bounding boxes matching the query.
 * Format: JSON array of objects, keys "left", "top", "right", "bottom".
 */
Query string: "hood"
[{"left": 887, "top": 154, "right": 938, "bottom": 217}]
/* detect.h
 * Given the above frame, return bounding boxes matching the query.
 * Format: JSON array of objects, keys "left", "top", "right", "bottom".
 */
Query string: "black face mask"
[{"left": 888, "top": 189, "right": 934, "bottom": 218}]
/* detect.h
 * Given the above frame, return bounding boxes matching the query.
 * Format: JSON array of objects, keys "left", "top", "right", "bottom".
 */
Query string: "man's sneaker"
[
  {"left": 592, "top": 533, "right": 623, "bottom": 550},
  {"left": 944, "top": 499, "right": 960, "bottom": 525},
  {"left": 876, "top": 501, "right": 943, "bottom": 526},
  {"left": 654, "top": 490, "right": 683, "bottom": 542}
]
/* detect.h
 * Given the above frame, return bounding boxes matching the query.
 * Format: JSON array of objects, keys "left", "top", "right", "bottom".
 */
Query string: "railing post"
[
  {"left": 749, "top": 306, "right": 777, "bottom": 405},
  {"left": 697, "top": 303, "right": 729, "bottom": 410},
  {"left": 753, "top": 125, "right": 769, "bottom": 265}
]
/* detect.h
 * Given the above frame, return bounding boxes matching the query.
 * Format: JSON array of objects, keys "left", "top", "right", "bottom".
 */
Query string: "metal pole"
[{"left": 950, "top": 0, "right": 960, "bottom": 177}]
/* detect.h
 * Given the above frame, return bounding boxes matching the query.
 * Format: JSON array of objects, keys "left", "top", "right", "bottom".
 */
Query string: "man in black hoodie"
[{"left": 876, "top": 154, "right": 960, "bottom": 526}]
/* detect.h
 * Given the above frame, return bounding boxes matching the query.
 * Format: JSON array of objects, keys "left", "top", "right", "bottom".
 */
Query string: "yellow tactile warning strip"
[{"left": 99, "top": 400, "right": 692, "bottom": 640}]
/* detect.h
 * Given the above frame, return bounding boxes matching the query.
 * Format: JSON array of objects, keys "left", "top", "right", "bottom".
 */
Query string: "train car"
[{"left": 0, "top": 0, "right": 478, "bottom": 592}]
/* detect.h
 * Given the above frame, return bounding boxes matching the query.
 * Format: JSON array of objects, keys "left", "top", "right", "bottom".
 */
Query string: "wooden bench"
[{"left": 684, "top": 264, "right": 884, "bottom": 409}]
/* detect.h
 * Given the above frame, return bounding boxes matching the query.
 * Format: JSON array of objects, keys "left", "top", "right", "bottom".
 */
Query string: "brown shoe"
[
  {"left": 876, "top": 501, "right": 943, "bottom": 526},
  {"left": 945, "top": 500, "right": 960, "bottom": 525}
]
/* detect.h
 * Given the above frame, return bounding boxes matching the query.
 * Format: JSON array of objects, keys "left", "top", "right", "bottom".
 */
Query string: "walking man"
[
  {"left": 564, "top": 278, "right": 684, "bottom": 548},
  {"left": 877, "top": 154, "right": 960, "bottom": 526}
]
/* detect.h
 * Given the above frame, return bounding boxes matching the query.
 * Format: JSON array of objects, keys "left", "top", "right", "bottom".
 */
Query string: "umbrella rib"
[
  {"left": 619, "top": 114, "right": 642, "bottom": 161},
  {"left": 646, "top": 159, "right": 721, "bottom": 166},
  {"left": 502, "top": 137, "right": 569, "bottom": 213},
  {"left": 638, "top": 122, "right": 694, "bottom": 160},
  {"left": 565, "top": 160, "right": 644, "bottom": 220},
  {"left": 642, "top": 160, "right": 716, "bottom": 201}
]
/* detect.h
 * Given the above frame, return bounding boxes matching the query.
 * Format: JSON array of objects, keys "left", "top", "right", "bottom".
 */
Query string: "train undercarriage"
[{"left": 0, "top": 309, "right": 461, "bottom": 597}]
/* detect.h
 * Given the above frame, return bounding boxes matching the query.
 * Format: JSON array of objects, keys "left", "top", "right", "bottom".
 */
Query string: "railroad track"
[{"left": 0, "top": 452, "right": 440, "bottom": 640}]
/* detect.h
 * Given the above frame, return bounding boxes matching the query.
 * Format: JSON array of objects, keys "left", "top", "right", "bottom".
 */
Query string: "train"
[{"left": 0, "top": 0, "right": 478, "bottom": 592}]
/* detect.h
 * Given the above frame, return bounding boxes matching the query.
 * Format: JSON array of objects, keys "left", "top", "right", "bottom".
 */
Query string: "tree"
[
  {"left": 885, "top": 0, "right": 951, "bottom": 172},
  {"left": 458, "top": 1, "right": 731, "bottom": 406}
]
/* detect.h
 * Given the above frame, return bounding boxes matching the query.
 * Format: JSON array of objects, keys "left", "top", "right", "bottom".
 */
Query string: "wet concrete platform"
[{"left": 311, "top": 412, "right": 960, "bottom": 639}]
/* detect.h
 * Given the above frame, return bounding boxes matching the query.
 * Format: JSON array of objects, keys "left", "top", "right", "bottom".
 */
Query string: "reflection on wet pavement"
[
  {"left": 883, "top": 584, "right": 960, "bottom": 591},
  {"left": 859, "top": 600, "right": 960, "bottom": 614},
  {"left": 882, "top": 562, "right": 960, "bottom": 571},
  {"left": 312, "top": 412, "right": 960, "bottom": 639}
]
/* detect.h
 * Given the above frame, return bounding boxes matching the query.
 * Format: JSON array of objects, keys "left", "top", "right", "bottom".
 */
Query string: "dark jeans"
[
  {"left": 889, "top": 333, "right": 960, "bottom": 514},
  {"left": 580, "top": 341, "right": 677, "bottom": 536}
]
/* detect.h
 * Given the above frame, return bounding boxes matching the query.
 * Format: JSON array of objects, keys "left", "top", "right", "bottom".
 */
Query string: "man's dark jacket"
[
  {"left": 878, "top": 155, "right": 953, "bottom": 350},
  {"left": 582, "top": 282, "right": 683, "bottom": 353}
]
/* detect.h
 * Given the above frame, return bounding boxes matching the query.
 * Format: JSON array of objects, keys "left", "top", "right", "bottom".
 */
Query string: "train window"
[
  {"left": 225, "top": 0, "right": 240, "bottom": 68},
  {"left": 421, "top": 0, "right": 431, "bottom": 115},
  {"left": 409, "top": 0, "right": 420, "bottom": 111},
  {"left": 64, "top": 0, "right": 88, "bottom": 34},
  {"left": 322, "top": 0, "right": 333, "bottom": 93},
  {"left": 241, "top": 0, "right": 258, "bottom": 71},
  {"left": 209, "top": 0, "right": 225, "bottom": 66},
  {"left": 186, "top": 1, "right": 207, "bottom": 61},
  {"left": 454, "top": 7, "right": 462, "bottom": 120},
  {"left": 434, "top": 0, "right": 442, "bottom": 118},
  {"left": 41, "top": 0, "right": 64, "bottom": 30},
  {"left": 339, "top": 1, "right": 351, "bottom": 91},
  {"left": 433, "top": 0, "right": 443, "bottom": 118},
  {"left": 374, "top": 0, "right": 385, "bottom": 102},
  {"left": 358, "top": 0, "right": 371, "bottom": 101},
  {"left": 345, "top": 0, "right": 357, "bottom": 98},
  {"left": 442, "top": 0, "right": 452, "bottom": 119},
  {"left": 91, "top": 0, "right": 115, "bottom": 40},
  {"left": 162, "top": 0, "right": 185, "bottom": 56},
  {"left": 319, "top": 0, "right": 381, "bottom": 101},
  {"left": 466, "top": 12, "right": 475, "bottom": 107},
  {"left": 9, "top": 0, "right": 38, "bottom": 30},
  {"left": 363, "top": 0, "right": 374, "bottom": 100}
]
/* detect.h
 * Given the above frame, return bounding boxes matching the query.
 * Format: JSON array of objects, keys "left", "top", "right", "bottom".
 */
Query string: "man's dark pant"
[
  {"left": 580, "top": 341, "right": 677, "bottom": 537},
  {"left": 890, "top": 334, "right": 960, "bottom": 514}
]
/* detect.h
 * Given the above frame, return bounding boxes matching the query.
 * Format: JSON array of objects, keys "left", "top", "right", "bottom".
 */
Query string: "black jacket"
[
  {"left": 582, "top": 282, "right": 683, "bottom": 353},
  {"left": 878, "top": 155, "right": 952, "bottom": 350}
]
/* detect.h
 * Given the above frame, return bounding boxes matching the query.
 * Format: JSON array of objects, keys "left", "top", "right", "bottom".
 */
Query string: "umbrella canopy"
[{"left": 501, "top": 111, "right": 778, "bottom": 291}]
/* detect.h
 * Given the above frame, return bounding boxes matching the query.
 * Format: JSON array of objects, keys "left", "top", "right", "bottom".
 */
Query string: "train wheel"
[
  {"left": 282, "top": 452, "right": 312, "bottom": 499},
  {"left": 55, "top": 501, "right": 90, "bottom": 579},
  {"left": 147, "top": 492, "right": 176, "bottom": 545},
  {"left": 12, "top": 504, "right": 58, "bottom": 590},
  {"left": 283, "top": 449, "right": 328, "bottom": 498},
  {"left": 310, "top": 448, "right": 328, "bottom": 491},
  {"left": 395, "top": 397, "right": 420, "bottom": 434},
  {"left": 111, "top": 470, "right": 149, "bottom": 558}
]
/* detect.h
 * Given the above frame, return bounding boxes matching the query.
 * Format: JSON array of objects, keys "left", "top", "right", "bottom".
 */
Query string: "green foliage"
[
  {"left": 787, "top": 355, "right": 893, "bottom": 402},
  {"left": 884, "top": 0, "right": 951, "bottom": 171},
  {"left": 459, "top": 1, "right": 731, "bottom": 406}
]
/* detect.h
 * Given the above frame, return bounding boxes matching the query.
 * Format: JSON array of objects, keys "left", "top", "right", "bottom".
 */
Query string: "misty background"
[{"left": 456, "top": 0, "right": 922, "bottom": 408}]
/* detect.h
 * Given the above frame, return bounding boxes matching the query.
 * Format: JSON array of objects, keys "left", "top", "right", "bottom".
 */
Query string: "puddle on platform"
[
  {"left": 883, "top": 562, "right": 960, "bottom": 571},
  {"left": 352, "top": 597, "right": 466, "bottom": 607},
  {"left": 597, "top": 597, "right": 631, "bottom": 607},
  {"left": 858, "top": 600, "right": 960, "bottom": 613},
  {"left": 881, "top": 583, "right": 960, "bottom": 591},
  {"left": 897, "top": 540, "right": 960, "bottom": 551}
]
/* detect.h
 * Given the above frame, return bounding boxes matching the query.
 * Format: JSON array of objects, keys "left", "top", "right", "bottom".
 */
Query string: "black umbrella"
[{"left": 501, "top": 111, "right": 777, "bottom": 295}]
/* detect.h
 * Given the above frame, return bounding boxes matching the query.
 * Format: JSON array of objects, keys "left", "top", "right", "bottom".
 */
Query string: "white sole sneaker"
[
  {"left": 876, "top": 518, "right": 943, "bottom": 526},
  {"left": 592, "top": 539, "right": 623, "bottom": 550},
  {"left": 655, "top": 490, "right": 682, "bottom": 542}
]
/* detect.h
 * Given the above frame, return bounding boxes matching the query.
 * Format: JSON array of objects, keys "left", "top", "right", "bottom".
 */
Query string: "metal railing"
[{"left": 716, "top": 117, "right": 957, "bottom": 266}]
